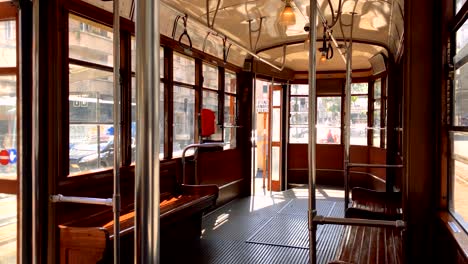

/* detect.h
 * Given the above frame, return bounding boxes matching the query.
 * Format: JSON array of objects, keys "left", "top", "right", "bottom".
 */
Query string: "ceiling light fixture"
[{"left": 279, "top": 0, "right": 296, "bottom": 26}]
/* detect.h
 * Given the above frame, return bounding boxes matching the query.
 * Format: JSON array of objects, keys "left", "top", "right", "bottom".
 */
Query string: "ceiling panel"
[{"left": 74, "top": 0, "right": 404, "bottom": 71}]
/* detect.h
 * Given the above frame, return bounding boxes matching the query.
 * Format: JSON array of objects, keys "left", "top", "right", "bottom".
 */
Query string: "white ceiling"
[{"left": 77, "top": 0, "right": 404, "bottom": 72}]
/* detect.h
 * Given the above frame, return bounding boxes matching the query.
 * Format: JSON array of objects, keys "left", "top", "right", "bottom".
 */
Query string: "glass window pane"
[
  {"left": 351, "top": 83, "right": 368, "bottom": 95},
  {"left": 225, "top": 71, "right": 236, "bottom": 94},
  {"left": 173, "top": 52, "right": 195, "bottom": 85},
  {"left": 202, "top": 90, "right": 221, "bottom": 141},
  {"left": 131, "top": 78, "right": 164, "bottom": 161},
  {"left": 457, "top": 0, "right": 467, "bottom": 14},
  {"left": 69, "top": 64, "right": 114, "bottom": 175},
  {"left": 451, "top": 132, "right": 468, "bottom": 231},
  {"left": 374, "top": 79, "right": 381, "bottom": 99},
  {"left": 351, "top": 95, "right": 368, "bottom": 145},
  {"left": 291, "top": 84, "right": 308, "bottom": 95},
  {"left": 0, "top": 193, "right": 16, "bottom": 263},
  {"left": 202, "top": 63, "right": 218, "bottom": 90},
  {"left": 69, "top": 124, "right": 114, "bottom": 175},
  {"left": 272, "top": 90, "right": 281, "bottom": 107},
  {"left": 173, "top": 86, "right": 195, "bottom": 157},
  {"left": 272, "top": 146, "right": 280, "bottom": 181},
  {"left": 456, "top": 19, "right": 468, "bottom": 55},
  {"left": 69, "top": 15, "right": 113, "bottom": 67},
  {"left": 0, "top": 75, "right": 17, "bottom": 180},
  {"left": 0, "top": 20, "right": 16, "bottom": 67},
  {"left": 224, "top": 95, "right": 236, "bottom": 149},
  {"left": 317, "top": 97, "right": 341, "bottom": 144},
  {"left": 131, "top": 37, "right": 135, "bottom": 72},
  {"left": 454, "top": 61, "right": 468, "bottom": 127},
  {"left": 272, "top": 108, "right": 281, "bottom": 142},
  {"left": 289, "top": 96, "right": 309, "bottom": 143},
  {"left": 373, "top": 96, "right": 381, "bottom": 147}
]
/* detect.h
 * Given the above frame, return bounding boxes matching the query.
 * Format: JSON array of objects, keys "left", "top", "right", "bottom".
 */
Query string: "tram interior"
[{"left": 0, "top": 0, "right": 467, "bottom": 263}]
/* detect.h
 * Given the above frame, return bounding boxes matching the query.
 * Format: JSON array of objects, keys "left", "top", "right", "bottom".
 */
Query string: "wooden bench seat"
[
  {"left": 345, "top": 187, "right": 402, "bottom": 220},
  {"left": 329, "top": 225, "right": 404, "bottom": 264},
  {"left": 59, "top": 184, "right": 218, "bottom": 263}
]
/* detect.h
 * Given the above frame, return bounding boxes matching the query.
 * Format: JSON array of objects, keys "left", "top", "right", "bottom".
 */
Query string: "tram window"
[
  {"left": 202, "top": 90, "right": 221, "bottom": 141},
  {"left": 69, "top": 65, "right": 115, "bottom": 175},
  {"left": 69, "top": 15, "right": 113, "bottom": 67},
  {"left": 173, "top": 52, "right": 195, "bottom": 85},
  {"left": 457, "top": 0, "right": 467, "bottom": 13},
  {"left": 373, "top": 79, "right": 382, "bottom": 147},
  {"left": 289, "top": 96, "right": 308, "bottom": 144},
  {"left": 173, "top": 85, "right": 195, "bottom": 157},
  {"left": 350, "top": 83, "right": 368, "bottom": 146},
  {"left": 317, "top": 97, "right": 341, "bottom": 144},
  {"left": 130, "top": 78, "right": 164, "bottom": 161},
  {"left": 224, "top": 95, "right": 237, "bottom": 149},
  {"left": 224, "top": 70, "right": 237, "bottom": 149},
  {"left": 202, "top": 63, "right": 221, "bottom": 141},
  {"left": 0, "top": 13, "right": 17, "bottom": 263},
  {"left": 450, "top": 19, "right": 468, "bottom": 232},
  {"left": 0, "top": 193, "right": 16, "bottom": 262},
  {"left": 454, "top": 64, "right": 468, "bottom": 127},
  {"left": 225, "top": 71, "right": 236, "bottom": 94},
  {"left": 0, "top": 20, "right": 16, "bottom": 66},
  {"left": 450, "top": 132, "right": 468, "bottom": 231},
  {"left": 0, "top": 75, "right": 17, "bottom": 180},
  {"left": 291, "top": 84, "right": 308, "bottom": 95},
  {"left": 202, "top": 63, "right": 218, "bottom": 90},
  {"left": 289, "top": 85, "right": 308, "bottom": 144}
]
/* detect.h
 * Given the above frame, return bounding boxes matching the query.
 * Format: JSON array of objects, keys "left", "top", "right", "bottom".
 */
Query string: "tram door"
[
  {"left": 254, "top": 81, "right": 270, "bottom": 192},
  {"left": 270, "top": 85, "right": 282, "bottom": 192},
  {"left": 253, "top": 80, "right": 283, "bottom": 193},
  {"left": 0, "top": 4, "right": 19, "bottom": 263}
]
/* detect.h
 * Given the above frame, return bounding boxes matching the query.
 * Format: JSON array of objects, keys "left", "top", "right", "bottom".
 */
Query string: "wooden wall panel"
[
  {"left": 287, "top": 144, "right": 388, "bottom": 189},
  {"left": 197, "top": 149, "right": 243, "bottom": 186}
]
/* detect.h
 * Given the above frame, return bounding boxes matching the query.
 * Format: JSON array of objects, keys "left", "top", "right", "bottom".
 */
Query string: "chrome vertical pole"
[
  {"left": 307, "top": 1, "right": 318, "bottom": 263},
  {"left": 31, "top": 1, "right": 39, "bottom": 263},
  {"left": 112, "top": 0, "right": 121, "bottom": 263},
  {"left": 252, "top": 74, "right": 257, "bottom": 196},
  {"left": 269, "top": 78, "right": 274, "bottom": 196},
  {"left": 135, "top": 0, "right": 161, "bottom": 263},
  {"left": 343, "top": 44, "right": 352, "bottom": 212}
]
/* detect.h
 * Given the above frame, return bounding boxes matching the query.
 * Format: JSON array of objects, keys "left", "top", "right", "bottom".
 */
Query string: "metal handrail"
[
  {"left": 50, "top": 194, "right": 113, "bottom": 207},
  {"left": 181, "top": 143, "right": 224, "bottom": 184},
  {"left": 344, "top": 162, "right": 404, "bottom": 211},
  {"left": 347, "top": 163, "right": 404, "bottom": 169},
  {"left": 313, "top": 215, "right": 406, "bottom": 229}
]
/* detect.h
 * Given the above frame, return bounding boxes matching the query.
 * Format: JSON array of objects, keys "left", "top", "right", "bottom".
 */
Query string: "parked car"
[{"left": 69, "top": 139, "right": 115, "bottom": 173}]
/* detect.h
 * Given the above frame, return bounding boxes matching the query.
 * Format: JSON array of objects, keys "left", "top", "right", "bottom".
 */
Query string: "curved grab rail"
[
  {"left": 344, "top": 162, "right": 404, "bottom": 211},
  {"left": 182, "top": 143, "right": 224, "bottom": 184}
]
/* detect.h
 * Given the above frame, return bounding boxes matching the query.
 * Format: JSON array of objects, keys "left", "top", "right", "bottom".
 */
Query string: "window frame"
[
  {"left": 0, "top": 5, "right": 19, "bottom": 193},
  {"left": 350, "top": 82, "right": 369, "bottom": 146},
  {"left": 201, "top": 62, "right": 222, "bottom": 141},
  {"left": 67, "top": 13, "right": 119, "bottom": 177},
  {"left": 222, "top": 69, "right": 238, "bottom": 149},
  {"left": 448, "top": 1, "right": 468, "bottom": 233}
]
